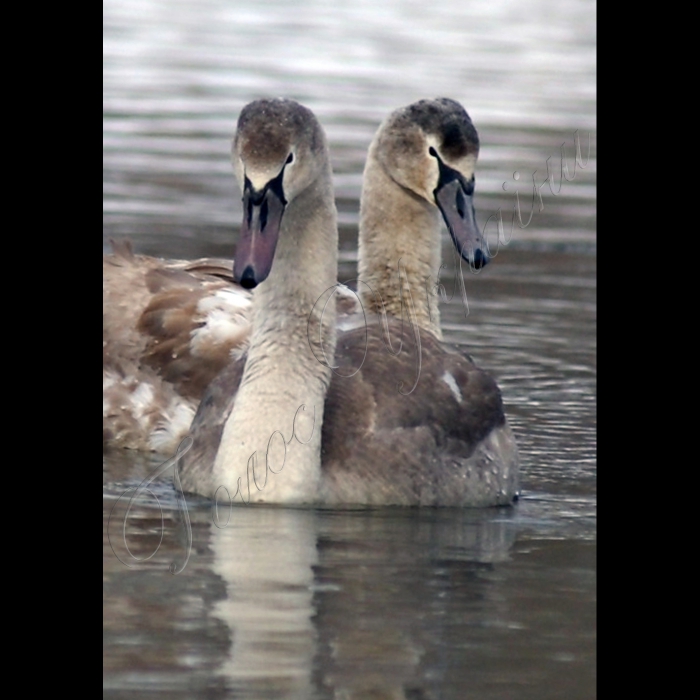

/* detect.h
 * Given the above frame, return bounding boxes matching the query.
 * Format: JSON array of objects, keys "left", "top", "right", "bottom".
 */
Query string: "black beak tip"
[
  {"left": 472, "top": 249, "right": 489, "bottom": 269},
  {"left": 238, "top": 265, "right": 258, "bottom": 289}
]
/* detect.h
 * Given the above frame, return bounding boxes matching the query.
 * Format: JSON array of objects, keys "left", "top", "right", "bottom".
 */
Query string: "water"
[{"left": 103, "top": 0, "right": 596, "bottom": 697}]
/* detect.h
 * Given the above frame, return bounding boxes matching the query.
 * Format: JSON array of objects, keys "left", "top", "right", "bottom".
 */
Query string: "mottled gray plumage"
[
  {"left": 103, "top": 241, "right": 251, "bottom": 451},
  {"left": 319, "top": 319, "right": 516, "bottom": 506}
]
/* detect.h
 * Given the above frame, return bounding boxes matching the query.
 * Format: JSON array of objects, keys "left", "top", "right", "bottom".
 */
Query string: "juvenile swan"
[
  {"left": 103, "top": 245, "right": 252, "bottom": 451},
  {"left": 179, "top": 98, "right": 338, "bottom": 503},
  {"left": 319, "top": 98, "right": 519, "bottom": 506},
  {"left": 184, "top": 98, "right": 519, "bottom": 507}
]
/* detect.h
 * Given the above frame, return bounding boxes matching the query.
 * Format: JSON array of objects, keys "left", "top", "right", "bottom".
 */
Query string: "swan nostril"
[
  {"left": 456, "top": 188, "right": 466, "bottom": 218},
  {"left": 260, "top": 199, "right": 268, "bottom": 232},
  {"left": 240, "top": 265, "right": 258, "bottom": 289}
]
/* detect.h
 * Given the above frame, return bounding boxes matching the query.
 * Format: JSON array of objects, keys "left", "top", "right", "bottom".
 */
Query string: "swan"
[
  {"left": 320, "top": 98, "right": 519, "bottom": 505},
  {"left": 103, "top": 243, "right": 253, "bottom": 451},
  {"left": 179, "top": 97, "right": 519, "bottom": 507},
  {"left": 178, "top": 98, "right": 339, "bottom": 503}
]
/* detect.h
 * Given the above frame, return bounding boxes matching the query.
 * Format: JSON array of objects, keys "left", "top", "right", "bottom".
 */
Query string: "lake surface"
[{"left": 103, "top": 0, "right": 596, "bottom": 697}]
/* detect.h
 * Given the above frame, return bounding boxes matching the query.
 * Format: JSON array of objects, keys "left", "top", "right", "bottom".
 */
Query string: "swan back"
[{"left": 320, "top": 321, "right": 518, "bottom": 506}]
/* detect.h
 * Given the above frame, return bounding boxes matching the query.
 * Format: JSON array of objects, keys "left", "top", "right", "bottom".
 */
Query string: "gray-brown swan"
[{"left": 103, "top": 247, "right": 253, "bottom": 451}]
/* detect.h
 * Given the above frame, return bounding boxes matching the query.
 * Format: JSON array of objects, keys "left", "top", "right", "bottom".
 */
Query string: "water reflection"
[
  {"left": 103, "top": 483, "right": 594, "bottom": 699},
  {"left": 210, "top": 509, "right": 318, "bottom": 699},
  {"left": 311, "top": 508, "right": 518, "bottom": 699},
  {"left": 105, "top": 489, "right": 514, "bottom": 697}
]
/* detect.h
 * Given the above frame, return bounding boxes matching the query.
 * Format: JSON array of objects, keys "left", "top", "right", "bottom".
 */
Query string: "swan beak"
[
  {"left": 435, "top": 181, "right": 489, "bottom": 269},
  {"left": 234, "top": 184, "right": 286, "bottom": 289}
]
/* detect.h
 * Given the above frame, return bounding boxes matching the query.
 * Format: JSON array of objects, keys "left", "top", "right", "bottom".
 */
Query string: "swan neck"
[
  {"left": 212, "top": 169, "right": 338, "bottom": 504},
  {"left": 358, "top": 141, "right": 443, "bottom": 339}
]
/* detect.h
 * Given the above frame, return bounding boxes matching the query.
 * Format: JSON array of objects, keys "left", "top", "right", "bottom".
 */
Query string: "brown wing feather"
[
  {"left": 179, "top": 360, "right": 245, "bottom": 494},
  {"left": 103, "top": 242, "right": 251, "bottom": 450},
  {"left": 136, "top": 282, "right": 244, "bottom": 400}
]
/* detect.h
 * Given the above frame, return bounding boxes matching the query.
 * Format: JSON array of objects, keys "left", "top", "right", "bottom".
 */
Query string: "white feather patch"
[
  {"left": 190, "top": 288, "right": 252, "bottom": 356},
  {"left": 130, "top": 382, "right": 156, "bottom": 418},
  {"left": 441, "top": 371, "right": 462, "bottom": 403},
  {"left": 148, "top": 400, "right": 197, "bottom": 453}
]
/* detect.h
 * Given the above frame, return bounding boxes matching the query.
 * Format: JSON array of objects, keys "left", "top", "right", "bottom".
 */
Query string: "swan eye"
[
  {"left": 286, "top": 153, "right": 294, "bottom": 164},
  {"left": 428, "top": 146, "right": 438, "bottom": 158}
]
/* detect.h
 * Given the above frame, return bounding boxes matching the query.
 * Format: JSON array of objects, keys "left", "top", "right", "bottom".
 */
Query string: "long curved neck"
[
  {"left": 358, "top": 139, "right": 444, "bottom": 339},
  {"left": 212, "top": 168, "right": 338, "bottom": 504}
]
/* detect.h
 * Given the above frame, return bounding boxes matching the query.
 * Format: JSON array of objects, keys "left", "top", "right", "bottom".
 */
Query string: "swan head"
[
  {"left": 374, "top": 97, "right": 488, "bottom": 269},
  {"left": 231, "top": 98, "right": 327, "bottom": 289}
]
